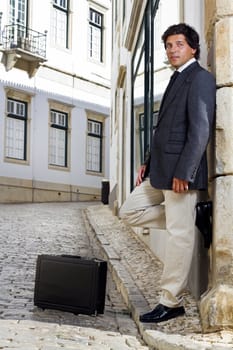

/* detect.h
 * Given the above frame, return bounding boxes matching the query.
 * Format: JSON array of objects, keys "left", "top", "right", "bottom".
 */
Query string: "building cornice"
[{"left": 42, "top": 64, "right": 110, "bottom": 90}]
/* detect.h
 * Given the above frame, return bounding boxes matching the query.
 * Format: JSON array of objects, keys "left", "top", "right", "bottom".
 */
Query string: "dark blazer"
[{"left": 149, "top": 61, "right": 216, "bottom": 190}]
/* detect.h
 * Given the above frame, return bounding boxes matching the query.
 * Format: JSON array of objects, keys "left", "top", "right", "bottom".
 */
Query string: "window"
[
  {"left": 51, "top": 0, "right": 69, "bottom": 48},
  {"left": 131, "top": 0, "right": 181, "bottom": 189},
  {"left": 9, "top": 0, "right": 28, "bottom": 26},
  {"left": 49, "top": 110, "right": 68, "bottom": 167},
  {"left": 5, "top": 98, "right": 27, "bottom": 160},
  {"left": 139, "top": 111, "right": 159, "bottom": 164},
  {"left": 88, "top": 8, "right": 103, "bottom": 62},
  {"left": 9, "top": 0, "right": 28, "bottom": 44},
  {"left": 87, "top": 119, "right": 103, "bottom": 173}
]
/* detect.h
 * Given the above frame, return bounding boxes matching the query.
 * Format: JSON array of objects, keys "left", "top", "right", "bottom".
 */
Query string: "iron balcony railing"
[{"left": 2, "top": 23, "right": 47, "bottom": 58}]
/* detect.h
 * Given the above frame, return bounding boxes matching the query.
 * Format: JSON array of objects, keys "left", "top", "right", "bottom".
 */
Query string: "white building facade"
[{"left": 0, "top": 0, "right": 111, "bottom": 203}]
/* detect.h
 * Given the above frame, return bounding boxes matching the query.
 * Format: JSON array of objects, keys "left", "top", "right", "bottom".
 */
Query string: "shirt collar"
[{"left": 177, "top": 58, "right": 196, "bottom": 73}]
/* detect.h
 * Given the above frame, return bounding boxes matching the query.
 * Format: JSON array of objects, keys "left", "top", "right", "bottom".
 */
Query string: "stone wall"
[
  {"left": 0, "top": 177, "right": 100, "bottom": 203},
  {"left": 200, "top": 0, "right": 233, "bottom": 332}
]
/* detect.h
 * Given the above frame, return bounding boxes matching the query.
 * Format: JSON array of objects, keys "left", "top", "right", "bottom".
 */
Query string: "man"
[{"left": 119, "top": 23, "right": 216, "bottom": 323}]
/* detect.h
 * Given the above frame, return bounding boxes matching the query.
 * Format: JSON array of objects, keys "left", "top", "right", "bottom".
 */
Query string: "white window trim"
[
  {"left": 86, "top": 110, "right": 105, "bottom": 176},
  {"left": 87, "top": 1, "right": 107, "bottom": 65},
  {"left": 48, "top": 100, "right": 73, "bottom": 172},
  {"left": 4, "top": 88, "right": 33, "bottom": 165},
  {"left": 51, "top": 0, "right": 70, "bottom": 49}
]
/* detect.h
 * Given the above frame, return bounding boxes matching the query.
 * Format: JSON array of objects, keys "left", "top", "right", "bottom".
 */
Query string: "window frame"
[
  {"left": 131, "top": 0, "right": 160, "bottom": 189},
  {"left": 9, "top": 0, "right": 28, "bottom": 26},
  {"left": 88, "top": 7, "right": 104, "bottom": 62},
  {"left": 48, "top": 100, "right": 73, "bottom": 171},
  {"left": 9, "top": 0, "right": 29, "bottom": 46},
  {"left": 139, "top": 111, "right": 159, "bottom": 164},
  {"left": 4, "top": 89, "right": 32, "bottom": 165},
  {"left": 5, "top": 97, "right": 28, "bottom": 161},
  {"left": 86, "top": 117, "right": 104, "bottom": 175},
  {"left": 49, "top": 109, "right": 68, "bottom": 168},
  {"left": 51, "top": 0, "right": 69, "bottom": 49}
]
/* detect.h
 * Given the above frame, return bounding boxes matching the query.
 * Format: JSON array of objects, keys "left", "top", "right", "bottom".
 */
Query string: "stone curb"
[{"left": 84, "top": 204, "right": 233, "bottom": 350}]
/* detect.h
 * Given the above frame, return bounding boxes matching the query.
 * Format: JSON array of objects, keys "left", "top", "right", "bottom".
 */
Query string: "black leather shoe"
[{"left": 139, "top": 303, "right": 185, "bottom": 323}]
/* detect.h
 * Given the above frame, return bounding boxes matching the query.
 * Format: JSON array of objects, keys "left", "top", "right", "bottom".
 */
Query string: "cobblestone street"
[
  {"left": 0, "top": 202, "right": 148, "bottom": 349},
  {"left": 1, "top": 202, "right": 233, "bottom": 350}
]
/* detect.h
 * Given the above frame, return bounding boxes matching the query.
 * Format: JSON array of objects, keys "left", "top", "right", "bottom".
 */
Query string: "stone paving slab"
[
  {"left": 85, "top": 204, "right": 233, "bottom": 350},
  {"left": 0, "top": 319, "right": 148, "bottom": 350}
]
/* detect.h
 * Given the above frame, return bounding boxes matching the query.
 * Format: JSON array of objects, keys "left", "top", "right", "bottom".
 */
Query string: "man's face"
[{"left": 165, "top": 34, "right": 197, "bottom": 69}]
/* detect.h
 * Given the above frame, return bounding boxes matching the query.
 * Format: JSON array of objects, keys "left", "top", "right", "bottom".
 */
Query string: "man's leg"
[
  {"left": 159, "top": 190, "right": 198, "bottom": 307},
  {"left": 119, "top": 178, "right": 166, "bottom": 229},
  {"left": 139, "top": 190, "right": 198, "bottom": 323}
]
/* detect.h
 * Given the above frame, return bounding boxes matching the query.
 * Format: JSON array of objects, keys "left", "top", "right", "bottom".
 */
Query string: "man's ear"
[{"left": 192, "top": 48, "right": 197, "bottom": 56}]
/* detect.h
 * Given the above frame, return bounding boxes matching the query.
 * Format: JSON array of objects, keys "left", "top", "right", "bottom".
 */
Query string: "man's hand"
[
  {"left": 172, "top": 177, "right": 189, "bottom": 193},
  {"left": 136, "top": 165, "right": 147, "bottom": 186}
]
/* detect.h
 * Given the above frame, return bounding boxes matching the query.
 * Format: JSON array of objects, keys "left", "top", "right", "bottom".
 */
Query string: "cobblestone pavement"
[
  {"left": 85, "top": 204, "right": 233, "bottom": 350},
  {"left": 1, "top": 201, "right": 233, "bottom": 350},
  {"left": 0, "top": 202, "right": 148, "bottom": 350}
]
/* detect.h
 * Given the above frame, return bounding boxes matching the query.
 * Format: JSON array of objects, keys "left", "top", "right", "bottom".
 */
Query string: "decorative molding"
[
  {"left": 124, "top": 0, "right": 147, "bottom": 51},
  {"left": 117, "top": 65, "right": 126, "bottom": 88},
  {"left": 87, "top": 0, "right": 110, "bottom": 11},
  {"left": 0, "top": 49, "right": 46, "bottom": 77},
  {"left": 48, "top": 99, "right": 75, "bottom": 111}
]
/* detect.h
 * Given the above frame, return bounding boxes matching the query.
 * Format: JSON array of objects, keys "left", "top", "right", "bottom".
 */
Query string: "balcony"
[{"left": 0, "top": 23, "right": 47, "bottom": 77}]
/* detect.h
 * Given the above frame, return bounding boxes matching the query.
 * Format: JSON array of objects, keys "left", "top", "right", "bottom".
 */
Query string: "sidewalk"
[{"left": 85, "top": 204, "right": 233, "bottom": 350}]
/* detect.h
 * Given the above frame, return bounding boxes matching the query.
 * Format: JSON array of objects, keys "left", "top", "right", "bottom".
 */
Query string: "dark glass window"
[
  {"left": 49, "top": 110, "right": 68, "bottom": 167},
  {"left": 89, "top": 8, "right": 103, "bottom": 62},
  {"left": 6, "top": 98, "right": 27, "bottom": 160},
  {"left": 131, "top": 0, "right": 160, "bottom": 188},
  {"left": 87, "top": 119, "right": 103, "bottom": 172}
]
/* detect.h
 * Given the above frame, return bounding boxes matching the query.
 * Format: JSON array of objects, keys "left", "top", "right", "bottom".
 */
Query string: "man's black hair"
[{"left": 162, "top": 23, "right": 200, "bottom": 60}]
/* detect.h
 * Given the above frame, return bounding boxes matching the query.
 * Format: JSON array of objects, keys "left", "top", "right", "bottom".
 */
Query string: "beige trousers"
[{"left": 119, "top": 178, "right": 199, "bottom": 307}]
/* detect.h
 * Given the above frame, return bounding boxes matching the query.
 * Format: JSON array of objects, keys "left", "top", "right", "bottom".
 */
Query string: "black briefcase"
[{"left": 34, "top": 255, "right": 107, "bottom": 315}]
